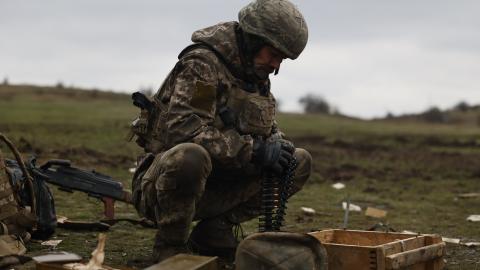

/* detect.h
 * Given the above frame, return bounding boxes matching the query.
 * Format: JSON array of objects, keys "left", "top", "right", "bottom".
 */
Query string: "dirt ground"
[
  {"left": 14, "top": 133, "right": 480, "bottom": 269},
  {"left": 1, "top": 86, "right": 480, "bottom": 269}
]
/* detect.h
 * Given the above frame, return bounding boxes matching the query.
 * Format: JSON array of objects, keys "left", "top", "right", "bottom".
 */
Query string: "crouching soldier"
[{"left": 130, "top": 0, "right": 312, "bottom": 262}]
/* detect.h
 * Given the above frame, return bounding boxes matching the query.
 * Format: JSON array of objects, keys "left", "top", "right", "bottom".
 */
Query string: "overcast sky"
[{"left": 1, "top": 0, "right": 479, "bottom": 118}]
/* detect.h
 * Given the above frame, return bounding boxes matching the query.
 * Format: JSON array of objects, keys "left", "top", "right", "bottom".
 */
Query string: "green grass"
[{"left": 1, "top": 85, "right": 480, "bottom": 269}]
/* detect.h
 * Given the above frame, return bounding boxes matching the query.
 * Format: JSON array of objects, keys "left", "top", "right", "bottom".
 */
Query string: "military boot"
[
  {"left": 152, "top": 230, "right": 189, "bottom": 263},
  {"left": 188, "top": 216, "right": 239, "bottom": 261}
]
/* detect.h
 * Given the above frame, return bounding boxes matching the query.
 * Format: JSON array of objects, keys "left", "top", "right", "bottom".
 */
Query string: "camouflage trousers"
[{"left": 132, "top": 143, "right": 312, "bottom": 244}]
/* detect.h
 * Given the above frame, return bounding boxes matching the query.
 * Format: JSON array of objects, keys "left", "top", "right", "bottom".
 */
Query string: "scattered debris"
[
  {"left": 331, "top": 182, "right": 346, "bottom": 190},
  {"left": 463, "top": 242, "right": 480, "bottom": 248},
  {"left": 365, "top": 207, "right": 387, "bottom": 218},
  {"left": 41, "top": 240, "right": 63, "bottom": 249},
  {"left": 401, "top": 230, "right": 416, "bottom": 234},
  {"left": 466, "top": 215, "right": 480, "bottom": 222},
  {"left": 442, "top": 237, "right": 461, "bottom": 244},
  {"left": 33, "top": 252, "right": 82, "bottom": 264},
  {"left": 64, "top": 234, "right": 119, "bottom": 270},
  {"left": 342, "top": 202, "right": 361, "bottom": 212},
  {"left": 129, "top": 162, "right": 137, "bottom": 174},
  {"left": 300, "top": 207, "right": 316, "bottom": 216},
  {"left": 57, "top": 216, "right": 68, "bottom": 223},
  {"left": 458, "top": 193, "right": 480, "bottom": 199}
]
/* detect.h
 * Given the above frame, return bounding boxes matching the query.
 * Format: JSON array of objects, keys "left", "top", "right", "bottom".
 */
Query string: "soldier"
[{"left": 130, "top": 0, "right": 311, "bottom": 262}]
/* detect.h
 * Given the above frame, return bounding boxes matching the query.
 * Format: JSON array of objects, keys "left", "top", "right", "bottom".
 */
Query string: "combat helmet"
[{"left": 238, "top": 0, "right": 308, "bottom": 60}]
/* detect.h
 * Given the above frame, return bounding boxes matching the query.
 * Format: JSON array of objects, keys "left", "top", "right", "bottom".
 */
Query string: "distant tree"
[
  {"left": 385, "top": 112, "right": 394, "bottom": 119},
  {"left": 331, "top": 106, "right": 341, "bottom": 115},
  {"left": 56, "top": 81, "right": 64, "bottom": 89},
  {"left": 299, "top": 94, "right": 331, "bottom": 114},
  {"left": 454, "top": 101, "right": 470, "bottom": 112},
  {"left": 422, "top": 106, "right": 446, "bottom": 123},
  {"left": 2, "top": 77, "right": 8, "bottom": 86}
]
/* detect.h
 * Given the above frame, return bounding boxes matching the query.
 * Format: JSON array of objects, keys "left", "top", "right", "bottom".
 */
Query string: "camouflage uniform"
[{"left": 132, "top": 15, "right": 310, "bottom": 261}]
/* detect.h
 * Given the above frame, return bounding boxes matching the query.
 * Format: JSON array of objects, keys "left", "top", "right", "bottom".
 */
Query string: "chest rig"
[{"left": 216, "top": 79, "right": 275, "bottom": 138}]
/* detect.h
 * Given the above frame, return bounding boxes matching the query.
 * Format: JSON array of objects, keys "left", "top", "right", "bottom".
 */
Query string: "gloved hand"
[{"left": 252, "top": 138, "right": 295, "bottom": 176}]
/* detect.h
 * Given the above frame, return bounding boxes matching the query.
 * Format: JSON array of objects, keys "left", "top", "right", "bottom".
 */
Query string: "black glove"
[{"left": 252, "top": 138, "right": 295, "bottom": 176}]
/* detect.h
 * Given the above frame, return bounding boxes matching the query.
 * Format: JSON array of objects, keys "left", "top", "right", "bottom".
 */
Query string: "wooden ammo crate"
[{"left": 309, "top": 230, "right": 445, "bottom": 270}]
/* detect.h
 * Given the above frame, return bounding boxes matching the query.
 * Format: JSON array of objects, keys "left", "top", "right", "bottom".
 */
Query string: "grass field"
[{"left": 1, "top": 84, "right": 480, "bottom": 269}]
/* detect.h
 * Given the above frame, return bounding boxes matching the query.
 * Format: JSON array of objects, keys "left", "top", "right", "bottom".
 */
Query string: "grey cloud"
[{"left": 1, "top": 0, "right": 479, "bottom": 117}]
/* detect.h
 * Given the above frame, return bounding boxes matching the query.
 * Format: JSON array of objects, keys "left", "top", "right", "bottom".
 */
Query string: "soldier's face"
[{"left": 253, "top": 45, "right": 285, "bottom": 76}]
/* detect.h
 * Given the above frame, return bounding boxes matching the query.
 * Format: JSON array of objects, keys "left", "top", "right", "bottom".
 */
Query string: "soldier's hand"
[{"left": 252, "top": 138, "right": 295, "bottom": 176}]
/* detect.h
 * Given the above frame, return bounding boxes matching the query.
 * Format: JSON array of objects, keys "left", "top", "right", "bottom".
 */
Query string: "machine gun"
[{"left": 29, "top": 158, "right": 132, "bottom": 220}]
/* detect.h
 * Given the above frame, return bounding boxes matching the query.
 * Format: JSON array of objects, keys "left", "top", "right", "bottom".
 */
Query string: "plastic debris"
[
  {"left": 458, "top": 193, "right": 480, "bottom": 199},
  {"left": 128, "top": 168, "right": 136, "bottom": 173},
  {"left": 365, "top": 207, "right": 387, "bottom": 218},
  {"left": 442, "top": 237, "right": 461, "bottom": 244},
  {"left": 41, "top": 240, "right": 63, "bottom": 249},
  {"left": 463, "top": 242, "right": 480, "bottom": 247},
  {"left": 33, "top": 252, "right": 82, "bottom": 264},
  {"left": 467, "top": 215, "right": 480, "bottom": 222},
  {"left": 64, "top": 233, "right": 119, "bottom": 270},
  {"left": 57, "top": 216, "right": 68, "bottom": 223},
  {"left": 342, "top": 202, "right": 361, "bottom": 212},
  {"left": 332, "top": 183, "right": 346, "bottom": 190},
  {"left": 300, "top": 207, "right": 316, "bottom": 216}
]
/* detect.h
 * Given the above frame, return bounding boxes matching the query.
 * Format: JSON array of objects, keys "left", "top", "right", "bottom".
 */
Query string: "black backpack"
[{"left": 5, "top": 157, "right": 57, "bottom": 240}]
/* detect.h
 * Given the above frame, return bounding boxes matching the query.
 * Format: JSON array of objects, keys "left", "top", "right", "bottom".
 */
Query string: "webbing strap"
[
  {"left": 0, "top": 222, "right": 8, "bottom": 235},
  {"left": 0, "top": 133, "right": 36, "bottom": 214}
]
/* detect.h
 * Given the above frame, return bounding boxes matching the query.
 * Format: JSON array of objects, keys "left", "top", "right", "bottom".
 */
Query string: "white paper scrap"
[
  {"left": 463, "top": 242, "right": 480, "bottom": 247},
  {"left": 442, "top": 237, "right": 461, "bottom": 244},
  {"left": 332, "top": 183, "right": 346, "bottom": 190},
  {"left": 342, "top": 202, "right": 361, "bottom": 212},
  {"left": 300, "top": 207, "right": 316, "bottom": 216},
  {"left": 128, "top": 168, "right": 136, "bottom": 173},
  {"left": 467, "top": 215, "right": 480, "bottom": 222},
  {"left": 41, "top": 240, "right": 63, "bottom": 248}
]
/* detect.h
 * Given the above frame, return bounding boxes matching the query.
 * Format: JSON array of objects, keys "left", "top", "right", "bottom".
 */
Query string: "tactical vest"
[
  {"left": 129, "top": 45, "right": 276, "bottom": 153},
  {"left": 217, "top": 81, "right": 275, "bottom": 136}
]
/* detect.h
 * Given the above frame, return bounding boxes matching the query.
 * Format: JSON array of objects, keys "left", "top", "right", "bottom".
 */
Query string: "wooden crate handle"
[{"left": 385, "top": 242, "right": 446, "bottom": 269}]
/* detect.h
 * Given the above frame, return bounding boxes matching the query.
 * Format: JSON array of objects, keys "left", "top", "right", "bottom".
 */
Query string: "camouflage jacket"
[{"left": 145, "top": 22, "right": 280, "bottom": 168}]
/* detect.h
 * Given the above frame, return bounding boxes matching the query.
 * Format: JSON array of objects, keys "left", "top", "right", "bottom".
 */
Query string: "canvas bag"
[{"left": 0, "top": 235, "right": 27, "bottom": 256}]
